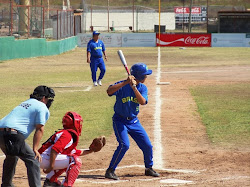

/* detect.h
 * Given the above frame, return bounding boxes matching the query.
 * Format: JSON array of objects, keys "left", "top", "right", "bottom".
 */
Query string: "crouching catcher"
[{"left": 39, "top": 112, "right": 105, "bottom": 187}]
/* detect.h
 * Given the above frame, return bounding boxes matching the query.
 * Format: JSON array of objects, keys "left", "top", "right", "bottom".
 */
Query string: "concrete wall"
[
  {"left": 82, "top": 12, "right": 175, "bottom": 32},
  {"left": 212, "top": 33, "right": 250, "bottom": 47},
  {"left": 77, "top": 33, "right": 156, "bottom": 47}
]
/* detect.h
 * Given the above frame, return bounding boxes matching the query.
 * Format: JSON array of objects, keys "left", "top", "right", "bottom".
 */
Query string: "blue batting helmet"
[{"left": 130, "top": 63, "right": 152, "bottom": 80}]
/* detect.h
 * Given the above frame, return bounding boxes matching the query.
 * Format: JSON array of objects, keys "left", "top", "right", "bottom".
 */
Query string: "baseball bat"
[{"left": 117, "top": 50, "right": 130, "bottom": 75}]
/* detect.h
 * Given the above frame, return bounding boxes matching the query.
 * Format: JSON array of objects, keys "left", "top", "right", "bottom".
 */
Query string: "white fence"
[{"left": 82, "top": 12, "right": 175, "bottom": 32}]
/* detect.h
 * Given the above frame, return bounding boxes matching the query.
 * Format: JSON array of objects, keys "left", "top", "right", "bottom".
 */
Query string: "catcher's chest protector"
[{"left": 39, "top": 129, "right": 79, "bottom": 155}]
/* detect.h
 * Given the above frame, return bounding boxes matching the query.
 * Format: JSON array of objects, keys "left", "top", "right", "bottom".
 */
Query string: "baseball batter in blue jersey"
[
  {"left": 105, "top": 63, "right": 160, "bottom": 180},
  {"left": 87, "top": 31, "right": 107, "bottom": 86}
]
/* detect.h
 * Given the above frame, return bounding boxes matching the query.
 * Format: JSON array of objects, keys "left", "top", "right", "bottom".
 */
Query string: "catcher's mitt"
[{"left": 89, "top": 136, "right": 106, "bottom": 152}]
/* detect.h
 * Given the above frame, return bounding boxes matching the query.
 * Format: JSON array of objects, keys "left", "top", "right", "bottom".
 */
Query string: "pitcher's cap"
[{"left": 93, "top": 31, "right": 100, "bottom": 35}]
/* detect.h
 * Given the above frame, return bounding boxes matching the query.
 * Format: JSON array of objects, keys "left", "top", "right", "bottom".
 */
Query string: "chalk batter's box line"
[
  {"left": 80, "top": 164, "right": 200, "bottom": 174},
  {"left": 55, "top": 86, "right": 92, "bottom": 93}
]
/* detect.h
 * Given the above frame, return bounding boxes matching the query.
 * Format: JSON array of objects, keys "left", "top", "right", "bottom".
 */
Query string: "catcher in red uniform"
[{"left": 39, "top": 111, "right": 106, "bottom": 187}]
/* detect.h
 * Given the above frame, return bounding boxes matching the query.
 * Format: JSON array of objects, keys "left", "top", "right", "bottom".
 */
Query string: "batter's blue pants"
[
  {"left": 90, "top": 57, "right": 106, "bottom": 82},
  {"left": 108, "top": 115, "right": 153, "bottom": 170}
]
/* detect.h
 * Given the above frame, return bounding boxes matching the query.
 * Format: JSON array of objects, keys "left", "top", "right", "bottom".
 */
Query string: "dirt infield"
[{"left": 0, "top": 64, "right": 249, "bottom": 187}]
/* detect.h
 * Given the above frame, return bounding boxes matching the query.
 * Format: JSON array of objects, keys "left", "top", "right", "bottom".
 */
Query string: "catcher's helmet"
[
  {"left": 62, "top": 112, "right": 83, "bottom": 136},
  {"left": 130, "top": 63, "right": 152, "bottom": 80}
]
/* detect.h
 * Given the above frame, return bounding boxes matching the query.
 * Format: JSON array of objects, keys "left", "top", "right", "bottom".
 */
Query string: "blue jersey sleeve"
[
  {"left": 108, "top": 80, "right": 126, "bottom": 96},
  {"left": 140, "top": 85, "right": 148, "bottom": 104},
  {"left": 102, "top": 41, "right": 105, "bottom": 52},
  {"left": 87, "top": 40, "right": 91, "bottom": 52}
]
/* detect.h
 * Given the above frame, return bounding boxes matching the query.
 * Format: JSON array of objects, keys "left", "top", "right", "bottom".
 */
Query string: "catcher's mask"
[
  {"left": 62, "top": 111, "right": 83, "bottom": 136},
  {"left": 30, "top": 85, "right": 55, "bottom": 109},
  {"left": 130, "top": 63, "right": 152, "bottom": 81}
]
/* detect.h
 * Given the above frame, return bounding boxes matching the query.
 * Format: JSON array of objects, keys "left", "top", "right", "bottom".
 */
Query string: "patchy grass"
[
  {"left": 0, "top": 47, "right": 250, "bottom": 148},
  {"left": 160, "top": 47, "right": 250, "bottom": 68},
  {"left": 190, "top": 83, "right": 250, "bottom": 149}
]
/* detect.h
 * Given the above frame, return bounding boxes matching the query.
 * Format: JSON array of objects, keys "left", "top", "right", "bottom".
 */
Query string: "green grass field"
[
  {"left": 0, "top": 47, "right": 249, "bottom": 149},
  {"left": 191, "top": 84, "right": 250, "bottom": 149}
]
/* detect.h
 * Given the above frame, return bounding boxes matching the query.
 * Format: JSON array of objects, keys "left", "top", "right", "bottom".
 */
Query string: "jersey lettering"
[
  {"left": 122, "top": 96, "right": 139, "bottom": 104},
  {"left": 94, "top": 46, "right": 102, "bottom": 50},
  {"left": 19, "top": 103, "right": 31, "bottom": 109}
]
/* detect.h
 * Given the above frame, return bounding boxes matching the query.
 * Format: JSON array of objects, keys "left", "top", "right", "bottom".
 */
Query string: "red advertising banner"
[
  {"left": 156, "top": 33, "right": 211, "bottom": 47},
  {"left": 174, "top": 7, "right": 201, "bottom": 14}
]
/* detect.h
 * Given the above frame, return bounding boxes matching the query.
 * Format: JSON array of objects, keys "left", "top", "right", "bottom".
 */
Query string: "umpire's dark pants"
[{"left": 0, "top": 131, "right": 41, "bottom": 187}]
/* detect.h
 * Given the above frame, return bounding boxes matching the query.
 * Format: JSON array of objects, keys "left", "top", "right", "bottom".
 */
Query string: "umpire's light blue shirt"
[{"left": 0, "top": 98, "right": 50, "bottom": 139}]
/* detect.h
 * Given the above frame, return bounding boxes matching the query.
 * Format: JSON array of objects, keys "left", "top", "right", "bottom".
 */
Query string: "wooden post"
[
  {"left": 158, "top": 0, "right": 161, "bottom": 45},
  {"left": 183, "top": 0, "right": 184, "bottom": 33},
  {"left": 133, "top": 0, "right": 134, "bottom": 32},
  {"left": 188, "top": 0, "right": 193, "bottom": 33},
  {"left": 19, "top": 0, "right": 30, "bottom": 36},
  {"left": 107, "top": 0, "right": 109, "bottom": 32}
]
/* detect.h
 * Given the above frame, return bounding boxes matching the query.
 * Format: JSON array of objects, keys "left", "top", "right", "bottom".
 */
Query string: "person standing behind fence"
[{"left": 87, "top": 31, "right": 108, "bottom": 86}]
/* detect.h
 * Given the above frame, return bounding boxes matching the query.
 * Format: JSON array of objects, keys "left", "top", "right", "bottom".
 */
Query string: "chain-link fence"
[
  {"left": 0, "top": 0, "right": 74, "bottom": 39},
  {"left": 0, "top": 1, "right": 11, "bottom": 36},
  {"left": 1, "top": 0, "right": 249, "bottom": 38},
  {"left": 80, "top": 0, "right": 249, "bottom": 33},
  {"left": 44, "top": 9, "right": 74, "bottom": 39}
]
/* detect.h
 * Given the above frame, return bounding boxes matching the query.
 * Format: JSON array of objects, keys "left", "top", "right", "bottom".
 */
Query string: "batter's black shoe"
[
  {"left": 145, "top": 167, "right": 160, "bottom": 177},
  {"left": 43, "top": 178, "right": 61, "bottom": 187},
  {"left": 105, "top": 168, "right": 119, "bottom": 180}
]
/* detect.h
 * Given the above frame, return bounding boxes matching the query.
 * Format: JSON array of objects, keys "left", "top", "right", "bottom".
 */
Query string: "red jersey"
[{"left": 39, "top": 129, "right": 81, "bottom": 158}]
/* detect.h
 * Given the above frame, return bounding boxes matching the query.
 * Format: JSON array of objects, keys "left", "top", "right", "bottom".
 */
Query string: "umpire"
[{"left": 0, "top": 85, "right": 55, "bottom": 187}]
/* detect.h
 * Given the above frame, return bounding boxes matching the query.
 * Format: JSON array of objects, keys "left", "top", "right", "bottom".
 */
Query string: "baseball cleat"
[
  {"left": 105, "top": 168, "right": 119, "bottom": 180},
  {"left": 145, "top": 167, "right": 160, "bottom": 177},
  {"left": 97, "top": 80, "right": 102, "bottom": 86},
  {"left": 43, "top": 178, "right": 61, "bottom": 187},
  {"left": 93, "top": 81, "right": 98, "bottom": 86}
]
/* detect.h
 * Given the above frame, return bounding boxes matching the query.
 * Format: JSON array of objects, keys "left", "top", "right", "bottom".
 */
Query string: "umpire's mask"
[{"left": 30, "top": 85, "right": 55, "bottom": 109}]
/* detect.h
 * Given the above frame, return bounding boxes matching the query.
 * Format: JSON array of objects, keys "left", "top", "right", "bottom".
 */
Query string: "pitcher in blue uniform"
[
  {"left": 87, "top": 31, "right": 107, "bottom": 86},
  {"left": 105, "top": 63, "right": 160, "bottom": 180}
]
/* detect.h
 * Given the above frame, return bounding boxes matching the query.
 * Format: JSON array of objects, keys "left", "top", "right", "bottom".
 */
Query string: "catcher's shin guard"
[
  {"left": 63, "top": 155, "right": 82, "bottom": 186},
  {"left": 48, "top": 169, "right": 66, "bottom": 184}
]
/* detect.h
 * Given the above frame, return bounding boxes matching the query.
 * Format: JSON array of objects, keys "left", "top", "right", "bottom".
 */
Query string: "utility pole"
[
  {"left": 188, "top": 0, "right": 193, "bottom": 33},
  {"left": 107, "top": 0, "right": 109, "bottom": 32},
  {"left": 47, "top": 0, "right": 49, "bottom": 20}
]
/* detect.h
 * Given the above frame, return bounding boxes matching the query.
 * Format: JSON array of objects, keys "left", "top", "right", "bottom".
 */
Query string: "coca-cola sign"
[
  {"left": 174, "top": 7, "right": 201, "bottom": 14},
  {"left": 175, "top": 7, "right": 189, "bottom": 14},
  {"left": 157, "top": 34, "right": 211, "bottom": 47},
  {"left": 185, "top": 36, "right": 210, "bottom": 45}
]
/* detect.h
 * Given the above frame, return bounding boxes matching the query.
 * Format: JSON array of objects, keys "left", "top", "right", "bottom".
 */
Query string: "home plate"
[{"left": 160, "top": 179, "right": 194, "bottom": 185}]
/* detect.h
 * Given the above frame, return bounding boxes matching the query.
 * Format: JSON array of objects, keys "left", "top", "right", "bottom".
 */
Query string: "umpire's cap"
[
  {"left": 93, "top": 30, "right": 100, "bottom": 36},
  {"left": 130, "top": 63, "right": 152, "bottom": 80},
  {"left": 30, "top": 85, "right": 55, "bottom": 109},
  {"left": 31, "top": 85, "right": 55, "bottom": 99}
]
